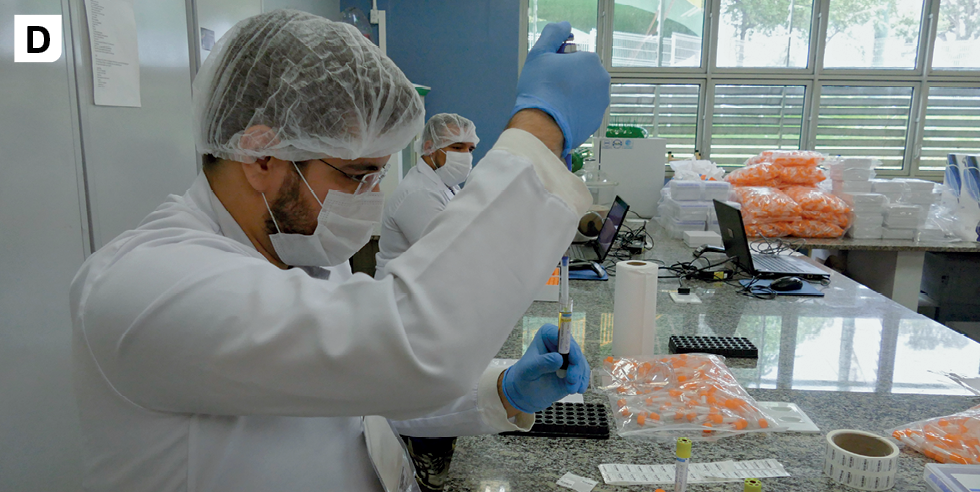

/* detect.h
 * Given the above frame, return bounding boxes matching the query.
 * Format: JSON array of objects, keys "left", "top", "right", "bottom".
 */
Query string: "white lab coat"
[
  {"left": 375, "top": 158, "right": 459, "bottom": 278},
  {"left": 70, "top": 129, "right": 591, "bottom": 492}
]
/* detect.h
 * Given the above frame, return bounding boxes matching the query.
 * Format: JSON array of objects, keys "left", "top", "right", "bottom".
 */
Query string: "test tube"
[{"left": 674, "top": 437, "right": 692, "bottom": 492}]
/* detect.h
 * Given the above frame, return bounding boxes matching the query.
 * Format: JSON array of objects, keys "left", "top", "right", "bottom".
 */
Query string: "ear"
[
  {"left": 241, "top": 157, "right": 290, "bottom": 195},
  {"left": 239, "top": 125, "right": 289, "bottom": 195}
]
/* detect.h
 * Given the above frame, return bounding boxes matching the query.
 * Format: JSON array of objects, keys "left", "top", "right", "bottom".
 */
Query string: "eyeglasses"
[{"left": 315, "top": 159, "right": 387, "bottom": 195}]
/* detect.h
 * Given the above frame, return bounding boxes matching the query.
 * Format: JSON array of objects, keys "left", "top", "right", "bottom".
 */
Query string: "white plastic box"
[
  {"left": 834, "top": 180, "right": 873, "bottom": 194},
  {"left": 660, "top": 197, "right": 712, "bottom": 221},
  {"left": 848, "top": 225, "right": 883, "bottom": 239},
  {"left": 881, "top": 228, "right": 916, "bottom": 240},
  {"left": 924, "top": 463, "right": 980, "bottom": 492},
  {"left": 667, "top": 217, "right": 706, "bottom": 239},
  {"left": 683, "top": 230, "right": 723, "bottom": 248},
  {"left": 702, "top": 181, "right": 731, "bottom": 201},
  {"left": 851, "top": 213, "right": 884, "bottom": 227},
  {"left": 830, "top": 167, "right": 875, "bottom": 181},
  {"left": 885, "top": 204, "right": 922, "bottom": 218},
  {"left": 668, "top": 180, "right": 702, "bottom": 201},
  {"left": 871, "top": 179, "right": 908, "bottom": 193},
  {"left": 884, "top": 216, "right": 919, "bottom": 229}
]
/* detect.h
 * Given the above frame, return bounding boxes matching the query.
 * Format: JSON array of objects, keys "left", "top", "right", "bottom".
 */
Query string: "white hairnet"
[
  {"left": 415, "top": 113, "right": 480, "bottom": 156},
  {"left": 193, "top": 9, "right": 424, "bottom": 162}
]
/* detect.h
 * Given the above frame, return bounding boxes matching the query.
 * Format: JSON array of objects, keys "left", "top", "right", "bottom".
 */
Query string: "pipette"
[
  {"left": 557, "top": 252, "right": 571, "bottom": 378},
  {"left": 558, "top": 34, "right": 576, "bottom": 171}
]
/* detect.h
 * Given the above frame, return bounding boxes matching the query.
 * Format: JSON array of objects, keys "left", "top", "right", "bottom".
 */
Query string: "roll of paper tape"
[{"left": 823, "top": 429, "right": 900, "bottom": 491}]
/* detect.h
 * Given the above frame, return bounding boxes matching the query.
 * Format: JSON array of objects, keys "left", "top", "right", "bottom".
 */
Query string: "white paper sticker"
[
  {"left": 599, "top": 459, "right": 789, "bottom": 485},
  {"left": 557, "top": 472, "right": 598, "bottom": 492},
  {"left": 84, "top": 0, "right": 141, "bottom": 107}
]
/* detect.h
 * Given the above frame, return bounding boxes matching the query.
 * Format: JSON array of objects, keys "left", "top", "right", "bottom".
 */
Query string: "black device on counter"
[
  {"left": 712, "top": 200, "right": 830, "bottom": 280},
  {"left": 500, "top": 402, "right": 609, "bottom": 439},
  {"left": 770, "top": 276, "right": 805, "bottom": 291},
  {"left": 668, "top": 335, "right": 759, "bottom": 358},
  {"left": 569, "top": 196, "right": 629, "bottom": 265}
]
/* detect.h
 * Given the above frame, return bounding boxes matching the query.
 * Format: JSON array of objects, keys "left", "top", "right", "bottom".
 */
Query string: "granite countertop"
[
  {"left": 442, "top": 225, "right": 980, "bottom": 491},
  {"left": 798, "top": 236, "right": 980, "bottom": 252}
]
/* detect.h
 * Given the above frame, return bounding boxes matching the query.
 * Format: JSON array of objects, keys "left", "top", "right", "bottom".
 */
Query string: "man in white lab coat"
[
  {"left": 375, "top": 113, "right": 479, "bottom": 278},
  {"left": 69, "top": 9, "right": 609, "bottom": 492}
]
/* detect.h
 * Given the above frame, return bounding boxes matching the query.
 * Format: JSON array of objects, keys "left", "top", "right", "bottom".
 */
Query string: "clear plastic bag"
[
  {"left": 725, "top": 163, "right": 780, "bottom": 187},
  {"left": 787, "top": 220, "right": 845, "bottom": 238},
  {"left": 670, "top": 159, "right": 726, "bottom": 181},
  {"left": 783, "top": 186, "right": 851, "bottom": 228},
  {"left": 888, "top": 404, "right": 980, "bottom": 464},
  {"left": 746, "top": 221, "right": 793, "bottom": 238},
  {"left": 778, "top": 166, "right": 827, "bottom": 186},
  {"left": 745, "top": 150, "right": 825, "bottom": 168},
  {"left": 600, "top": 354, "right": 780, "bottom": 441},
  {"left": 734, "top": 187, "right": 802, "bottom": 224}
]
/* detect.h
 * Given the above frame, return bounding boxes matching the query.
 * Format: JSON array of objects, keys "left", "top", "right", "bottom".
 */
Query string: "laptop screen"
[
  {"left": 712, "top": 199, "right": 756, "bottom": 274},
  {"left": 595, "top": 196, "right": 630, "bottom": 262}
]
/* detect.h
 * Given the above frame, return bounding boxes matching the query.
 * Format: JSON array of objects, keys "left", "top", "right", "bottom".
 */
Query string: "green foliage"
[
  {"left": 935, "top": 0, "right": 980, "bottom": 41},
  {"left": 606, "top": 125, "right": 648, "bottom": 138},
  {"left": 528, "top": 0, "right": 598, "bottom": 34},
  {"left": 722, "top": 0, "right": 813, "bottom": 39}
]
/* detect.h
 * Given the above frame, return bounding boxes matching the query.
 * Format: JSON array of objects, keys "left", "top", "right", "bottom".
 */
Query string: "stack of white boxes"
[
  {"left": 828, "top": 158, "right": 884, "bottom": 239},
  {"left": 881, "top": 203, "right": 921, "bottom": 239},
  {"left": 897, "top": 178, "right": 943, "bottom": 240},
  {"left": 844, "top": 193, "right": 888, "bottom": 238},
  {"left": 659, "top": 180, "right": 731, "bottom": 239}
]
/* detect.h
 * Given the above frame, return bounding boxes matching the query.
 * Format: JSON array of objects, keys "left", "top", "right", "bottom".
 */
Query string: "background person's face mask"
[
  {"left": 435, "top": 150, "right": 473, "bottom": 187},
  {"left": 264, "top": 162, "right": 383, "bottom": 267}
]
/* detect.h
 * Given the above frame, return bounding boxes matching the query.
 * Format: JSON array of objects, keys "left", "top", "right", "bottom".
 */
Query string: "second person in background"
[{"left": 375, "top": 113, "right": 479, "bottom": 278}]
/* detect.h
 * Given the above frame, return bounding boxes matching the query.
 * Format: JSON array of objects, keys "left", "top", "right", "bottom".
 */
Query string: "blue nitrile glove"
[
  {"left": 512, "top": 21, "right": 611, "bottom": 158},
  {"left": 501, "top": 324, "right": 591, "bottom": 414}
]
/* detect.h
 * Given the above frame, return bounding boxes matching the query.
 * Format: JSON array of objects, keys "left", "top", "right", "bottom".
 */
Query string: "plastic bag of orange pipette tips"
[
  {"left": 888, "top": 404, "right": 980, "bottom": 464},
  {"left": 598, "top": 354, "right": 781, "bottom": 441}
]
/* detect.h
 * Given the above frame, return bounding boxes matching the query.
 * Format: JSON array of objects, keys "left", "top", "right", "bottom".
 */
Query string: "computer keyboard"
[{"left": 753, "top": 255, "right": 805, "bottom": 273}]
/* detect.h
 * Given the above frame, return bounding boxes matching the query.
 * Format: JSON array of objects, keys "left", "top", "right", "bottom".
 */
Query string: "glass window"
[
  {"left": 709, "top": 84, "right": 805, "bottom": 166},
  {"left": 815, "top": 86, "right": 912, "bottom": 170},
  {"left": 920, "top": 86, "right": 980, "bottom": 172},
  {"left": 527, "top": 0, "right": 598, "bottom": 53},
  {"left": 823, "top": 0, "right": 923, "bottom": 69},
  {"left": 608, "top": 83, "right": 700, "bottom": 157},
  {"left": 716, "top": 0, "right": 814, "bottom": 68},
  {"left": 932, "top": 0, "right": 980, "bottom": 70},
  {"left": 611, "top": 0, "right": 704, "bottom": 67}
]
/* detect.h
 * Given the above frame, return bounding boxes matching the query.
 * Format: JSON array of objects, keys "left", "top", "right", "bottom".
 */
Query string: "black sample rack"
[
  {"left": 500, "top": 402, "right": 609, "bottom": 439},
  {"left": 668, "top": 335, "right": 759, "bottom": 358}
]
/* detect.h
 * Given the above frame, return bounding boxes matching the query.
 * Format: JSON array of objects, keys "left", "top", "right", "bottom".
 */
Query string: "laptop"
[
  {"left": 712, "top": 199, "right": 830, "bottom": 280},
  {"left": 568, "top": 195, "right": 630, "bottom": 264}
]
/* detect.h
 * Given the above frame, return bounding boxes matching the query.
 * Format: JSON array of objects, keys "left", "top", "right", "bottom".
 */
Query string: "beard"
[{"left": 265, "top": 167, "right": 318, "bottom": 235}]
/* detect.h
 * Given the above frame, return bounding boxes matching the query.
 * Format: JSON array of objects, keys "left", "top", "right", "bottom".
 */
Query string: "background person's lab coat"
[
  {"left": 375, "top": 159, "right": 460, "bottom": 278},
  {"left": 70, "top": 129, "right": 590, "bottom": 492}
]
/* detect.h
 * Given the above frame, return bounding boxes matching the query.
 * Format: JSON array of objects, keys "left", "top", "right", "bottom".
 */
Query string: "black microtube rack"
[
  {"left": 668, "top": 335, "right": 759, "bottom": 359},
  {"left": 500, "top": 402, "right": 609, "bottom": 439}
]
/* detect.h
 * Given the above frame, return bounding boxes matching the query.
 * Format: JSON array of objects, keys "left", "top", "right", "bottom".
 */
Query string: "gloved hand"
[
  {"left": 501, "top": 324, "right": 591, "bottom": 414},
  {"left": 512, "top": 21, "right": 611, "bottom": 158}
]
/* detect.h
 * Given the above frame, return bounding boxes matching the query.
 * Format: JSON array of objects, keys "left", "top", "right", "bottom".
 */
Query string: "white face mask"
[
  {"left": 264, "top": 162, "right": 384, "bottom": 267},
  {"left": 434, "top": 150, "right": 473, "bottom": 187}
]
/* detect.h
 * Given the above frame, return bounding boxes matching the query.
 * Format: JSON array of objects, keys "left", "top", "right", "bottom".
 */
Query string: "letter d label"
[{"left": 15, "top": 15, "right": 63, "bottom": 63}]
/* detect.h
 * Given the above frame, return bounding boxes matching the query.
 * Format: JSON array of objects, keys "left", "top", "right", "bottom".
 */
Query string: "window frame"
[{"left": 519, "top": 0, "right": 980, "bottom": 179}]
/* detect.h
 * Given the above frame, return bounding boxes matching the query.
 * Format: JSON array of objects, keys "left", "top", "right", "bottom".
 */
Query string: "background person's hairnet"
[
  {"left": 193, "top": 9, "right": 424, "bottom": 162},
  {"left": 415, "top": 113, "right": 480, "bottom": 156}
]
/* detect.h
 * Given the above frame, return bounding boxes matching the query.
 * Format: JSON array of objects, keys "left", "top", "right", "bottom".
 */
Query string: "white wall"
[
  {"left": 264, "top": 0, "right": 341, "bottom": 20},
  {"left": 1, "top": 0, "right": 198, "bottom": 489}
]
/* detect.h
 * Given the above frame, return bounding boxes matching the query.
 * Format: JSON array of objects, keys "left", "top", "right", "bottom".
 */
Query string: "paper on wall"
[{"left": 84, "top": 0, "right": 141, "bottom": 107}]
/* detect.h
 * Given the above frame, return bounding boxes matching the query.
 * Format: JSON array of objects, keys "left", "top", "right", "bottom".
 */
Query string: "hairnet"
[
  {"left": 415, "top": 113, "right": 480, "bottom": 156},
  {"left": 193, "top": 9, "right": 424, "bottom": 162}
]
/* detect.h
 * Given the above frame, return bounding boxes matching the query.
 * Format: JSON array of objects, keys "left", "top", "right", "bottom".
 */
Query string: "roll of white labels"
[{"left": 823, "top": 429, "right": 900, "bottom": 491}]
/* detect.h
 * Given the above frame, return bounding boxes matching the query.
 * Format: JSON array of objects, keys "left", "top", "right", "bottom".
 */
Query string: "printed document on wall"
[{"left": 84, "top": 0, "right": 141, "bottom": 107}]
